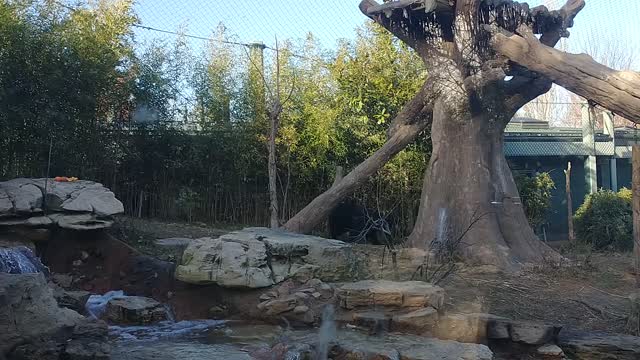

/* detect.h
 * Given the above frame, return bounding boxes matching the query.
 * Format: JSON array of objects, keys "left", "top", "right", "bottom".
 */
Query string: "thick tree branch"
[
  {"left": 284, "top": 99, "right": 433, "bottom": 234},
  {"left": 491, "top": 25, "right": 640, "bottom": 122},
  {"left": 502, "top": 0, "right": 585, "bottom": 112},
  {"left": 539, "top": 0, "right": 585, "bottom": 47}
]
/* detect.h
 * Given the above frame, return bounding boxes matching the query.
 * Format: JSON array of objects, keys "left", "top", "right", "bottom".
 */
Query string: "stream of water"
[
  {"left": 87, "top": 291, "right": 323, "bottom": 359},
  {"left": 0, "top": 246, "right": 48, "bottom": 274}
]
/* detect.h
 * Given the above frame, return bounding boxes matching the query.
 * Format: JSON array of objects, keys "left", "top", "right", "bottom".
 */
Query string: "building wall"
[
  {"left": 508, "top": 155, "right": 635, "bottom": 241},
  {"left": 616, "top": 157, "right": 633, "bottom": 190},
  {"left": 507, "top": 156, "right": 587, "bottom": 242}
]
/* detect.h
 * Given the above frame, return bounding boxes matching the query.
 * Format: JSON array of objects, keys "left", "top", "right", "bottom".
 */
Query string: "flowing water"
[
  {"left": 88, "top": 290, "right": 307, "bottom": 359},
  {"left": 315, "top": 305, "right": 336, "bottom": 360},
  {"left": 0, "top": 246, "right": 48, "bottom": 274}
]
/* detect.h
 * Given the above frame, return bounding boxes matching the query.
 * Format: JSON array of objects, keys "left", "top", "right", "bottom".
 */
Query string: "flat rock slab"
[
  {"left": 337, "top": 280, "right": 445, "bottom": 310},
  {"left": 104, "top": 296, "right": 167, "bottom": 325},
  {"left": 296, "top": 330, "right": 493, "bottom": 360},
  {"left": 176, "top": 228, "right": 359, "bottom": 288},
  {"left": 558, "top": 330, "right": 640, "bottom": 360},
  {"left": 155, "top": 238, "right": 193, "bottom": 247}
]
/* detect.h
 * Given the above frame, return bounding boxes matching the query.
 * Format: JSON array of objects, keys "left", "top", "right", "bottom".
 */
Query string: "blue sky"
[{"left": 133, "top": 0, "right": 639, "bottom": 69}]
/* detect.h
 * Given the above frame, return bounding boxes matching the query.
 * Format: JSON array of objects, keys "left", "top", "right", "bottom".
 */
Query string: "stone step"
[{"left": 336, "top": 280, "right": 445, "bottom": 310}]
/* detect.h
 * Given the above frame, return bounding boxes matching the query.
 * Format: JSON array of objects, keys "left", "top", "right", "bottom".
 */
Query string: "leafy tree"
[
  {"left": 575, "top": 189, "right": 633, "bottom": 251},
  {"left": 515, "top": 172, "right": 555, "bottom": 230}
]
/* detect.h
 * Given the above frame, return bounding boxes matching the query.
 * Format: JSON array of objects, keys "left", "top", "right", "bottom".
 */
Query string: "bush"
[
  {"left": 515, "top": 172, "right": 555, "bottom": 229},
  {"left": 574, "top": 188, "right": 633, "bottom": 251}
]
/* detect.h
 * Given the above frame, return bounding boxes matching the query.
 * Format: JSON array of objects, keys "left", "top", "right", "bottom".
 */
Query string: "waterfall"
[
  {"left": 86, "top": 290, "right": 126, "bottom": 318},
  {"left": 316, "top": 305, "right": 336, "bottom": 360},
  {"left": 0, "top": 246, "right": 48, "bottom": 274}
]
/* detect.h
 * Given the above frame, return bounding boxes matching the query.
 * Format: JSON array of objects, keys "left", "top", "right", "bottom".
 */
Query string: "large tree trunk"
[
  {"left": 490, "top": 25, "right": 640, "bottom": 122},
  {"left": 407, "top": 101, "right": 556, "bottom": 268},
  {"left": 285, "top": 0, "right": 588, "bottom": 270}
]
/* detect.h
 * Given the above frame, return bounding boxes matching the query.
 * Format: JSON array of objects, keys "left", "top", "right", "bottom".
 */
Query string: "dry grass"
[{"left": 442, "top": 251, "right": 638, "bottom": 334}]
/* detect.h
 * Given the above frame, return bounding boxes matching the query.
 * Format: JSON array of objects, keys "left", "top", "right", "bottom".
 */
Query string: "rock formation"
[
  {"left": 0, "top": 178, "right": 123, "bottom": 231},
  {"left": 176, "top": 227, "right": 429, "bottom": 288},
  {"left": 0, "top": 272, "right": 110, "bottom": 359}
]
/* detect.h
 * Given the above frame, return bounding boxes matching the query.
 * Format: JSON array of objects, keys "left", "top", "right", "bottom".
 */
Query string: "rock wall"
[
  {"left": 175, "top": 227, "right": 431, "bottom": 288},
  {"left": 0, "top": 178, "right": 123, "bottom": 230}
]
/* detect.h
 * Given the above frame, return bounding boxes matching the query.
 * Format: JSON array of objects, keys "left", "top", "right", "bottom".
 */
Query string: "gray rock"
[
  {"left": 51, "top": 273, "right": 74, "bottom": 288},
  {"left": 176, "top": 228, "right": 357, "bottom": 288},
  {"left": 1, "top": 179, "right": 44, "bottom": 214},
  {"left": 537, "top": 344, "right": 564, "bottom": 357},
  {"left": 337, "top": 280, "right": 445, "bottom": 310},
  {"left": 8, "top": 340, "right": 62, "bottom": 360},
  {"left": 48, "top": 213, "right": 114, "bottom": 230},
  {"left": 295, "top": 330, "right": 493, "bottom": 360},
  {"left": 61, "top": 186, "right": 124, "bottom": 216},
  {"left": 55, "top": 289, "right": 92, "bottom": 313},
  {"left": 260, "top": 296, "right": 298, "bottom": 315},
  {"left": 104, "top": 296, "right": 168, "bottom": 325},
  {"left": 0, "top": 188, "right": 12, "bottom": 214},
  {"left": 0, "top": 216, "right": 53, "bottom": 227},
  {"left": 558, "top": 330, "right": 640, "bottom": 360},
  {"left": 155, "top": 237, "right": 193, "bottom": 247},
  {"left": 208, "top": 305, "right": 228, "bottom": 319},
  {"left": 0, "top": 273, "right": 84, "bottom": 354},
  {"left": 352, "top": 311, "right": 392, "bottom": 332},
  {"left": 63, "top": 340, "right": 111, "bottom": 360},
  {"left": 510, "top": 321, "right": 562, "bottom": 345},
  {"left": 392, "top": 307, "right": 439, "bottom": 332},
  {"left": 0, "top": 178, "right": 123, "bottom": 222}
]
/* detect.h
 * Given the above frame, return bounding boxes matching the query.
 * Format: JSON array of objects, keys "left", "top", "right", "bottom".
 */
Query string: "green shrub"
[
  {"left": 515, "top": 172, "right": 555, "bottom": 229},
  {"left": 574, "top": 188, "right": 633, "bottom": 251}
]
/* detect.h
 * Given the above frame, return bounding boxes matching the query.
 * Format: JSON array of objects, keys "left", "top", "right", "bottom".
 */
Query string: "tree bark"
[
  {"left": 407, "top": 100, "right": 557, "bottom": 268},
  {"left": 489, "top": 25, "right": 640, "bottom": 122},
  {"left": 633, "top": 145, "right": 640, "bottom": 287},
  {"left": 268, "top": 112, "right": 280, "bottom": 229},
  {"left": 565, "top": 162, "right": 575, "bottom": 243}
]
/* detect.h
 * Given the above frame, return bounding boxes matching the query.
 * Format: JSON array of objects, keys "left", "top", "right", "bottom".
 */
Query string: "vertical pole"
[
  {"left": 565, "top": 162, "right": 575, "bottom": 243},
  {"left": 582, "top": 103, "right": 597, "bottom": 194},
  {"left": 633, "top": 145, "right": 640, "bottom": 287},
  {"left": 604, "top": 110, "right": 618, "bottom": 191},
  {"left": 611, "top": 158, "right": 618, "bottom": 192}
]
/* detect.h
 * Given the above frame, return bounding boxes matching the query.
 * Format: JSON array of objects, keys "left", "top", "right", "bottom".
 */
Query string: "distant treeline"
[{"left": 0, "top": 1, "right": 429, "bottom": 236}]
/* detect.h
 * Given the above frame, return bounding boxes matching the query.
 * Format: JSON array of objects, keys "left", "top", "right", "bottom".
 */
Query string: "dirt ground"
[
  {"left": 108, "top": 216, "right": 237, "bottom": 261},
  {"left": 443, "top": 250, "right": 638, "bottom": 335},
  {"left": 112, "top": 216, "right": 638, "bottom": 335}
]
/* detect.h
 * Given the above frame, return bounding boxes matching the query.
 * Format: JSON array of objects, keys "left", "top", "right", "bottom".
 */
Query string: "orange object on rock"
[{"left": 54, "top": 176, "right": 79, "bottom": 182}]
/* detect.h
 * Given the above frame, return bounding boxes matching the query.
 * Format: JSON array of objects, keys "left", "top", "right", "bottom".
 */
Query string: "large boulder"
[
  {"left": 176, "top": 228, "right": 360, "bottom": 288},
  {"left": 0, "top": 178, "right": 123, "bottom": 230},
  {"left": 0, "top": 273, "right": 84, "bottom": 355}
]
